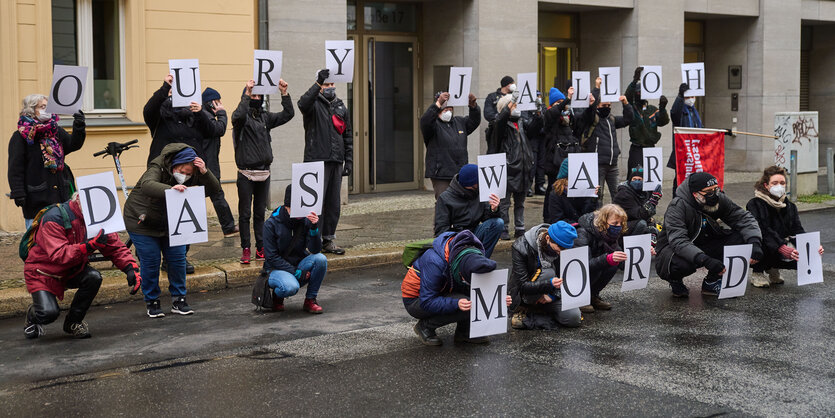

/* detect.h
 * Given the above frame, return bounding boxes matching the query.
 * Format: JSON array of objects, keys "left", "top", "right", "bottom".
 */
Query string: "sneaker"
[
  {"left": 146, "top": 300, "right": 165, "bottom": 318},
  {"left": 701, "top": 278, "right": 722, "bottom": 296},
  {"left": 23, "top": 305, "right": 44, "bottom": 339},
  {"left": 670, "top": 281, "right": 689, "bottom": 298},
  {"left": 171, "top": 297, "right": 194, "bottom": 315},
  {"left": 255, "top": 248, "right": 265, "bottom": 260},
  {"left": 273, "top": 297, "right": 285, "bottom": 312},
  {"left": 579, "top": 304, "right": 595, "bottom": 314},
  {"left": 535, "top": 185, "right": 547, "bottom": 196},
  {"left": 240, "top": 248, "right": 251, "bottom": 264},
  {"left": 749, "top": 270, "right": 770, "bottom": 288},
  {"left": 322, "top": 240, "right": 346, "bottom": 255},
  {"left": 186, "top": 260, "right": 195, "bottom": 275},
  {"left": 767, "top": 268, "right": 784, "bottom": 285},
  {"left": 413, "top": 321, "right": 441, "bottom": 346},
  {"left": 303, "top": 298, "right": 323, "bottom": 314},
  {"left": 63, "top": 320, "right": 91, "bottom": 339},
  {"left": 500, "top": 230, "right": 511, "bottom": 241},
  {"left": 223, "top": 225, "right": 240, "bottom": 238},
  {"left": 591, "top": 296, "right": 611, "bottom": 310},
  {"left": 511, "top": 311, "right": 526, "bottom": 329},
  {"left": 454, "top": 328, "right": 489, "bottom": 344},
  {"left": 527, "top": 188, "right": 534, "bottom": 197}
]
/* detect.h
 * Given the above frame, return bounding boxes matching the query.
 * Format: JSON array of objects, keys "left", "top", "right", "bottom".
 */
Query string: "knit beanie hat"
[
  {"left": 557, "top": 159, "right": 569, "bottom": 180},
  {"left": 458, "top": 164, "right": 478, "bottom": 188},
  {"left": 549, "top": 87, "right": 565, "bottom": 106},
  {"left": 202, "top": 87, "right": 221, "bottom": 104},
  {"left": 629, "top": 165, "right": 644, "bottom": 179},
  {"left": 501, "top": 76, "right": 514, "bottom": 88},
  {"left": 496, "top": 94, "right": 513, "bottom": 113},
  {"left": 548, "top": 221, "right": 578, "bottom": 249},
  {"left": 171, "top": 147, "right": 197, "bottom": 166},
  {"left": 688, "top": 172, "right": 718, "bottom": 192}
]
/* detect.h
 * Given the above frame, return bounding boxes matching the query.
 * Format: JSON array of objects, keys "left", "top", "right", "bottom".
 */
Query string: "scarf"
[
  {"left": 682, "top": 105, "right": 703, "bottom": 128},
  {"left": 17, "top": 115, "right": 65, "bottom": 172},
  {"left": 755, "top": 189, "right": 786, "bottom": 209}
]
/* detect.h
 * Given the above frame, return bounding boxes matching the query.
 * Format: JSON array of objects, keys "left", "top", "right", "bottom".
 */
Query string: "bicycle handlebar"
[{"left": 93, "top": 139, "right": 139, "bottom": 157}]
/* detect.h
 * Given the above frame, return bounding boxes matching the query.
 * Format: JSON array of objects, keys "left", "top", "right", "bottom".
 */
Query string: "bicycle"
[{"left": 88, "top": 139, "right": 139, "bottom": 262}]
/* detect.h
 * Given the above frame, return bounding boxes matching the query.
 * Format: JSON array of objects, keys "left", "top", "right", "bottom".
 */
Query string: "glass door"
[{"left": 539, "top": 42, "right": 577, "bottom": 105}]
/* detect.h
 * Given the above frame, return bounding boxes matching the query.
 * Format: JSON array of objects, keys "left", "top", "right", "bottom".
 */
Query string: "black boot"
[{"left": 413, "top": 320, "right": 441, "bottom": 346}]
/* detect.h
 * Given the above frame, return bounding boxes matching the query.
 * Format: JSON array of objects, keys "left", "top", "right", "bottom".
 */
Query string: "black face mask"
[
  {"left": 703, "top": 191, "right": 720, "bottom": 206},
  {"left": 249, "top": 98, "right": 263, "bottom": 109},
  {"left": 597, "top": 107, "right": 611, "bottom": 118},
  {"left": 322, "top": 87, "right": 336, "bottom": 101}
]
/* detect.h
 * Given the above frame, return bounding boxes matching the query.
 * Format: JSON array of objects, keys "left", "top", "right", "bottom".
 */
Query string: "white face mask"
[
  {"left": 684, "top": 97, "right": 696, "bottom": 107},
  {"left": 173, "top": 172, "right": 191, "bottom": 185},
  {"left": 769, "top": 184, "right": 786, "bottom": 198},
  {"left": 511, "top": 108, "right": 522, "bottom": 118},
  {"left": 36, "top": 112, "right": 52, "bottom": 122},
  {"left": 439, "top": 110, "right": 452, "bottom": 122},
  {"left": 508, "top": 83, "right": 517, "bottom": 93}
]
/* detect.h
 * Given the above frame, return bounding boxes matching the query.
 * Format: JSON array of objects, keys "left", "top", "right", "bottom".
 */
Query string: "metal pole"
[
  {"left": 828, "top": 147, "right": 834, "bottom": 196},
  {"left": 790, "top": 150, "right": 798, "bottom": 202}
]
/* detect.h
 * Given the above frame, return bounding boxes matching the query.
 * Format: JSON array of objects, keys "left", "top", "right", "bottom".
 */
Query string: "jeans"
[
  {"left": 474, "top": 217, "right": 504, "bottom": 258},
  {"left": 431, "top": 178, "right": 452, "bottom": 199},
  {"left": 27, "top": 265, "right": 102, "bottom": 325},
  {"left": 237, "top": 173, "right": 270, "bottom": 249},
  {"left": 500, "top": 191, "right": 527, "bottom": 232},
  {"left": 404, "top": 293, "right": 470, "bottom": 333},
  {"left": 268, "top": 253, "right": 328, "bottom": 299},
  {"left": 321, "top": 162, "right": 343, "bottom": 241},
  {"left": 598, "top": 163, "right": 620, "bottom": 203},
  {"left": 129, "top": 232, "right": 187, "bottom": 302}
]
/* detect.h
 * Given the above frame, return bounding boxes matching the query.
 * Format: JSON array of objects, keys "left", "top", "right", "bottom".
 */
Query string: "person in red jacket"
[{"left": 23, "top": 195, "right": 140, "bottom": 339}]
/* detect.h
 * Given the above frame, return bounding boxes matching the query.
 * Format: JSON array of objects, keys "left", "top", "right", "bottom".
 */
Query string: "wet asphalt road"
[{"left": 1, "top": 209, "right": 835, "bottom": 417}]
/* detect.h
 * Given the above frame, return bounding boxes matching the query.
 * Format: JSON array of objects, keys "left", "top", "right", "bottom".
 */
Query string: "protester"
[
  {"left": 668, "top": 82, "right": 703, "bottom": 195},
  {"left": 508, "top": 222, "right": 582, "bottom": 330},
  {"left": 542, "top": 86, "right": 579, "bottom": 187},
  {"left": 124, "top": 144, "right": 221, "bottom": 317},
  {"left": 624, "top": 68, "right": 669, "bottom": 172},
  {"left": 574, "top": 204, "right": 628, "bottom": 313},
  {"left": 201, "top": 87, "right": 238, "bottom": 238},
  {"left": 401, "top": 230, "right": 511, "bottom": 345},
  {"left": 655, "top": 172, "right": 763, "bottom": 297},
  {"left": 577, "top": 89, "right": 633, "bottom": 202},
  {"left": 143, "top": 74, "right": 212, "bottom": 164},
  {"left": 484, "top": 76, "right": 516, "bottom": 153},
  {"left": 232, "top": 79, "right": 294, "bottom": 264},
  {"left": 613, "top": 165, "right": 661, "bottom": 236},
  {"left": 262, "top": 185, "right": 327, "bottom": 313},
  {"left": 746, "top": 166, "right": 824, "bottom": 287},
  {"left": 434, "top": 164, "right": 504, "bottom": 258},
  {"left": 8, "top": 94, "right": 86, "bottom": 229},
  {"left": 543, "top": 159, "right": 598, "bottom": 225},
  {"left": 298, "top": 69, "right": 353, "bottom": 255},
  {"left": 492, "top": 94, "right": 535, "bottom": 239},
  {"left": 23, "top": 195, "right": 139, "bottom": 339},
  {"left": 524, "top": 90, "right": 547, "bottom": 196},
  {"left": 420, "top": 91, "right": 481, "bottom": 198}
]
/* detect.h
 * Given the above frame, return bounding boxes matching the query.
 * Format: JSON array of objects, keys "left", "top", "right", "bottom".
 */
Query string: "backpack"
[
  {"left": 19, "top": 203, "right": 71, "bottom": 261},
  {"left": 401, "top": 238, "right": 434, "bottom": 269},
  {"left": 251, "top": 270, "right": 274, "bottom": 311}
]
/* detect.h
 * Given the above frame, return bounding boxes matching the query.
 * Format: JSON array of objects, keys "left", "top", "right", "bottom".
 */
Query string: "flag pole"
[{"left": 673, "top": 127, "right": 778, "bottom": 139}]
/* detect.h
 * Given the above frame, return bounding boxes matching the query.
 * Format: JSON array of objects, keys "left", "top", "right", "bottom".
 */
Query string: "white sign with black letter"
[
  {"left": 621, "top": 234, "right": 652, "bottom": 292},
  {"left": 446, "top": 67, "right": 472, "bottom": 107},
  {"left": 169, "top": 59, "right": 201, "bottom": 108},
  {"left": 252, "top": 50, "right": 283, "bottom": 95},
  {"left": 515, "top": 72, "right": 538, "bottom": 111},
  {"left": 324, "top": 40, "right": 355, "bottom": 83},
  {"left": 797, "top": 232, "right": 823, "bottom": 286},
  {"left": 560, "top": 247, "right": 590, "bottom": 311},
  {"left": 642, "top": 147, "right": 664, "bottom": 191},
  {"left": 291, "top": 161, "right": 325, "bottom": 218},
  {"left": 76, "top": 171, "right": 125, "bottom": 238},
  {"left": 46, "top": 65, "right": 88, "bottom": 115},
  {"left": 567, "top": 153, "right": 599, "bottom": 198},
  {"left": 166, "top": 186, "right": 209, "bottom": 247},
  {"left": 469, "top": 268, "right": 508, "bottom": 339},
  {"left": 718, "top": 244, "right": 752, "bottom": 299},
  {"left": 599, "top": 67, "right": 621, "bottom": 103},
  {"left": 640, "top": 66, "right": 663, "bottom": 100},
  {"left": 681, "top": 62, "right": 705, "bottom": 97},
  {"left": 477, "top": 153, "right": 507, "bottom": 201},
  {"left": 571, "top": 71, "right": 591, "bottom": 108}
]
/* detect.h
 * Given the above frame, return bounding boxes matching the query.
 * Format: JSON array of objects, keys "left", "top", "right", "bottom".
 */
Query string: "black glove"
[
  {"left": 699, "top": 254, "right": 726, "bottom": 276},
  {"left": 84, "top": 229, "right": 108, "bottom": 253},
  {"left": 123, "top": 263, "right": 142, "bottom": 295},
  {"left": 14, "top": 197, "right": 25, "bottom": 207},
  {"left": 317, "top": 69, "right": 330, "bottom": 85},
  {"left": 750, "top": 240, "right": 763, "bottom": 262},
  {"left": 73, "top": 109, "right": 85, "bottom": 123},
  {"left": 633, "top": 66, "right": 644, "bottom": 82},
  {"left": 678, "top": 82, "right": 689, "bottom": 97},
  {"left": 342, "top": 162, "right": 353, "bottom": 177},
  {"left": 659, "top": 95, "right": 668, "bottom": 109}
]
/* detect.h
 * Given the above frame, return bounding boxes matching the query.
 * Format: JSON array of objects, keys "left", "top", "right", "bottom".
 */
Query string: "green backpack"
[
  {"left": 401, "top": 238, "right": 435, "bottom": 269},
  {"left": 19, "top": 203, "right": 72, "bottom": 261}
]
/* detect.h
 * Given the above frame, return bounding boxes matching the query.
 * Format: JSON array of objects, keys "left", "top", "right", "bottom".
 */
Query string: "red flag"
[{"left": 674, "top": 131, "right": 725, "bottom": 188}]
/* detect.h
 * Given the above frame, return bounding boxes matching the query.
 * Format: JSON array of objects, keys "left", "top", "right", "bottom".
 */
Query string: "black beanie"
[
  {"left": 688, "top": 172, "right": 718, "bottom": 192},
  {"left": 283, "top": 184, "right": 292, "bottom": 207},
  {"left": 500, "top": 76, "right": 514, "bottom": 88}
]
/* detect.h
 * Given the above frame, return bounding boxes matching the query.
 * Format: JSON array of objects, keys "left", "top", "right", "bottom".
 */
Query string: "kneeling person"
[{"left": 262, "top": 185, "right": 327, "bottom": 313}]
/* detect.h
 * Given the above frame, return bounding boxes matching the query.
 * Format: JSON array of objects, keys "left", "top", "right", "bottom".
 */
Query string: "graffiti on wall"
[{"left": 774, "top": 112, "right": 819, "bottom": 174}]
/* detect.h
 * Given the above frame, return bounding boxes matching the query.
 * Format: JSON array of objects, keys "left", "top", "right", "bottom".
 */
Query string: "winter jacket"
[
  {"left": 484, "top": 88, "right": 503, "bottom": 153},
  {"left": 491, "top": 107, "right": 535, "bottom": 193},
  {"left": 143, "top": 82, "right": 213, "bottom": 164},
  {"left": 745, "top": 196, "right": 805, "bottom": 252},
  {"left": 655, "top": 179, "right": 762, "bottom": 278},
  {"left": 420, "top": 103, "right": 481, "bottom": 180},
  {"left": 124, "top": 143, "right": 222, "bottom": 237},
  {"left": 542, "top": 186, "right": 597, "bottom": 225},
  {"left": 231, "top": 93, "right": 294, "bottom": 170},
  {"left": 434, "top": 175, "right": 501, "bottom": 236},
  {"left": 577, "top": 101, "right": 633, "bottom": 165},
  {"left": 613, "top": 182, "right": 656, "bottom": 231},
  {"left": 667, "top": 96, "right": 703, "bottom": 169},
  {"left": 24, "top": 199, "right": 135, "bottom": 300},
  {"left": 624, "top": 80, "right": 669, "bottom": 147},
  {"left": 201, "top": 108, "right": 228, "bottom": 178},
  {"left": 509, "top": 224, "right": 561, "bottom": 307},
  {"left": 8, "top": 118, "right": 86, "bottom": 219},
  {"left": 542, "top": 100, "right": 580, "bottom": 175},
  {"left": 574, "top": 212, "right": 622, "bottom": 275},
  {"left": 262, "top": 206, "right": 322, "bottom": 274},
  {"left": 297, "top": 83, "right": 353, "bottom": 166}
]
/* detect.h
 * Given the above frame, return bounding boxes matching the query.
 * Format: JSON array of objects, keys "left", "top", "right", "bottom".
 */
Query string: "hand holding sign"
[
  {"left": 291, "top": 162, "right": 325, "bottom": 218},
  {"left": 797, "top": 232, "right": 824, "bottom": 285},
  {"left": 621, "top": 234, "right": 652, "bottom": 292},
  {"left": 46, "top": 65, "right": 88, "bottom": 115},
  {"left": 469, "top": 269, "right": 509, "bottom": 339},
  {"left": 478, "top": 153, "right": 507, "bottom": 201},
  {"left": 325, "top": 40, "right": 355, "bottom": 83},
  {"left": 446, "top": 67, "right": 472, "bottom": 107},
  {"left": 560, "top": 247, "right": 590, "bottom": 311},
  {"left": 166, "top": 186, "right": 209, "bottom": 246},
  {"left": 718, "top": 244, "right": 752, "bottom": 299}
]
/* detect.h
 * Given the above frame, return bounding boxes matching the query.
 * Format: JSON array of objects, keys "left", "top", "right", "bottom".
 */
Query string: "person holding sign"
[
  {"left": 143, "top": 74, "right": 213, "bottom": 165},
  {"left": 613, "top": 165, "right": 662, "bottom": 237},
  {"left": 577, "top": 89, "right": 632, "bottom": 201},
  {"left": 668, "top": 83, "right": 704, "bottom": 196},
  {"left": 655, "top": 172, "right": 763, "bottom": 297},
  {"left": 22, "top": 194, "right": 138, "bottom": 339},
  {"left": 508, "top": 222, "right": 582, "bottom": 330},
  {"left": 8, "top": 94, "right": 86, "bottom": 228},
  {"left": 746, "top": 166, "right": 824, "bottom": 287},
  {"left": 542, "top": 86, "right": 579, "bottom": 187},
  {"left": 624, "top": 67, "right": 670, "bottom": 176},
  {"left": 232, "top": 78, "right": 295, "bottom": 264},
  {"left": 124, "top": 144, "right": 221, "bottom": 318},
  {"left": 420, "top": 91, "right": 481, "bottom": 198},
  {"left": 401, "top": 230, "right": 510, "bottom": 345},
  {"left": 434, "top": 164, "right": 503, "bottom": 258},
  {"left": 483, "top": 76, "right": 516, "bottom": 154},
  {"left": 200, "top": 87, "right": 237, "bottom": 238},
  {"left": 574, "top": 204, "right": 629, "bottom": 313},
  {"left": 261, "top": 185, "right": 327, "bottom": 314},
  {"left": 298, "top": 69, "right": 353, "bottom": 255},
  {"left": 543, "top": 159, "right": 598, "bottom": 225},
  {"left": 492, "top": 94, "right": 535, "bottom": 239}
]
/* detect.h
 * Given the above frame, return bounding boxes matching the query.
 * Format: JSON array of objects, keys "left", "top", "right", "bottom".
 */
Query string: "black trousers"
[
  {"left": 321, "top": 162, "right": 344, "bottom": 241},
  {"left": 530, "top": 136, "right": 546, "bottom": 188},
  {"left": 753, "top": 247, "right": 797, "bottom": 273},
  {"left": 664, "top": 230, "right": 745, "bottom": 282},
  {"left": 591, "top": 263, "right": 619, "bottom": 297},
  {"left": 28, "top": 265, "right": 102, "bottom": 325},
  {"left": 627, "top": 144, "right": 646, "bottom": 174},
  {"left": 404, "top": 294, "right": 469, "bottom": 333},
  {"left": 210, "top": 186, "right": 236, "bottom": 234},
  {"left": 237, "top": 173, "right": 270, "bottom": 249}
]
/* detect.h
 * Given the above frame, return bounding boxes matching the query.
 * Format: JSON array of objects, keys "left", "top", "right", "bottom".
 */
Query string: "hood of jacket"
[
  {"left": 522, "top": 223, "right": 550, "bottom": 251},
  {"left": 673, "top": 176, "right": 705, "bottom": 210},
  {"left": 150, "top": 142, "right": 194, "bottom": 172},
  {"left": 577, "top": 212, "right": 602, "bottom": 240}
]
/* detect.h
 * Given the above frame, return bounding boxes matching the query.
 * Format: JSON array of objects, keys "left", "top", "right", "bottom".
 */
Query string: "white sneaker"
[
  {"left": 749, "top": 270, "right": 770, "bottom": 288},
  {"left": 767, "top": 268, "right": 784, "bottom": 285}
]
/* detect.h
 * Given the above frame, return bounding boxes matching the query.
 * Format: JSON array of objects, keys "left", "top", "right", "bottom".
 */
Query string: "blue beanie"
[
  {"left": 202, "top": 87, "right": 220, "bottom": 104},
  {"left": 557, "top": 159, "right": 569, "bottom": 180},
  {"left": 548, "top": 221, "right": 578, "bottom": 249},
  {"left": 171, "top": 147, "right": 198, "bottom": 166},
  {"left": 549, "top": 87, "right": 565, "bottom": 106},
  {"left": 458, "top": 164, "right": 478, "bottom": 187}
]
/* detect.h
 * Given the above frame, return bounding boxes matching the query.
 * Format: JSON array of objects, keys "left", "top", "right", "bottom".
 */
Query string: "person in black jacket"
[
  {"left": 574, "top": 205, "right": 629, "bottom": 313},
  {"left": 745, "top": 166, "right": 823, "bottom": 287},
  {"left": 543, "top": 159, "right": 598, "bottom": 225},
  {"left": 232, "top": 78, "right": 294, "bottom": 264},
  {"left": 668, "top": 82, "right": 703, "bottom": 196},
  {"left": 262, "top": 185, "right": 326, "bottom": 314},
  {"left": 143, "top": 74, "right": 213, "bottom": 164},
  {"left": 298, "top": 69, "right": 353, "bottom": 255},
  {"left": 524, "top": 90, "right": 547, "bottom": 196},
  {"left": 434, "top": 164, "right": 503, "bottom": 257},
  {"left": 577, "top": 90, "right": 633, "bottom": 203},
  {"left": 483, "top": 76, "right": 516, "bottom": 154},
  {"left": 8, "top": 94, "right": 86, "bottom": 228},
  {"left": 200, "top": 87, "right": 237, "bottom": 237},
  {"left": 612, "top": 165, "right": 661, "bottom": 236},
  {"left": 420, "top": 91, "right": 481, "bottom": 198},
  {"left": 492, "top": 94, "right": 535, "bottom": 239},
  {"left": 624, "top": 67, "right": 670, "bottom": 173},
  {"left": 542, "top": 86, "right": 579, "bottom": 187}
]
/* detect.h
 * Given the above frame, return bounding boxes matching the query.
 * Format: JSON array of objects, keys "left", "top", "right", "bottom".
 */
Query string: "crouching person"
[
  {"left": 401, "top": 230, "right": 511, "bottom": 346},
  {"left": 24, "top": 195, "right": 140, "bottom": 339},
  {"left": 574, "top": 204, "right": 629, "bottom": 313},
  {"left": 613, "top": 165, "right": 661, "bottom": 237},
  {"left": 262, "top": 185, "right": 327, "bottom": 313},
  {"left": 509, "top": 222, "right": 582, "bottom": 330}
]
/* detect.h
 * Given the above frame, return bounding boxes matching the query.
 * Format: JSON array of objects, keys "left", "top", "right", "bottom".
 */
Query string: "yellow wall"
[{"left": 0, "top": 0, "right": 257, "bottom": 232}]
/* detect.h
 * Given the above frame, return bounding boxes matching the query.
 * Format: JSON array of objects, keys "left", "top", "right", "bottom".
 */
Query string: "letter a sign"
[
  {"left": 478, "top": 153, "right": 507, "bottom": 201},
  {"left": 515, "top": 72, "right": 538, "bottom": 111},
  {"left": 291, "top": 162, "right": 325, "bottom": 218},
  {"left": 567, "top": 153, "right": 599, "bottom": 198},
  {"left": 325, "top": 40, "right": 355, "bottom": 83},
  {"left": 47, "top": 65, "right": 88, "bottom": 115},
  {"left": 166, "top": 186, "right": 209, "bottom": 246},
  {"left": 76, "top": 172, "right": 125, "bottom": 238},
  {"left": 252, "top": 50, "right": 283, "bottom": 95},
  {"left": 169, "top": 59, "right": 201, "bottom": 108},
  {"left": 446, "top": 67, "right": 472, "bottom": 107},
  {"left": 718, "top": 244, "right": 752, "bottom": 299},
  {"left": 470, "top": 269, "right": 508, "bottom": 338}
]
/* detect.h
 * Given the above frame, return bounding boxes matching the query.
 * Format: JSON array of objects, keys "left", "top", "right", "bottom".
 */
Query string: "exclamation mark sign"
[{"left": 806, "top": 242, "right": 812, "bottom": 275}]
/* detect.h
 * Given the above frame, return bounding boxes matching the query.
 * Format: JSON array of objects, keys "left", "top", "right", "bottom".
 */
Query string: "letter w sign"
[{"left": 470, "top": 269, "right": 508, "bottom": 338}]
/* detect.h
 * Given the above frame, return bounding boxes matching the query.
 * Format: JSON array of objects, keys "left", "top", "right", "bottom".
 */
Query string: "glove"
[
  {"left": 14, "top": 197, "right": 25, "bottom": 207},
  {"left": 659, "top": 95, "right": 668, "bottom": 109},
  {"left": 342, "top": 162, "right": 352, "bottom": 177},
  {"left": 778, "top": 245, "right": 795, "bottom": 259},
  {"left": 316, "top": 69, "right": 330, "bottom": 85},
  {"left": 678, "top": 82, "right": 689, "bottom": 97},
  {"left": 84, "top": 229, "right": 108, "bottom": 253},
  {"left": 123, "top": 263, "right": 141, "bottom": 295},
  {"left": 750, "top": 241, "right": 763, "bottom": 262},
  {"left": 648, "top": 185, "right": 662, "bottom": 206},
  {"left": 294, "top": 269, "right": 302, "bottom": 280},
  {"left": 700, "top": 255, "right": 726, "bottom": 276},
  {"left": 73, "top": 109, "right": 85, "bottom": 123},
  {"left": 633, "top": 66, "right": 644, "bottom": 82}
]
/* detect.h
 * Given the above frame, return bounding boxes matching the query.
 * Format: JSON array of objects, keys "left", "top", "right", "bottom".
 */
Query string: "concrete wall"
[{"left": 809, "top": 24, "right": 835, "bottom": 166}]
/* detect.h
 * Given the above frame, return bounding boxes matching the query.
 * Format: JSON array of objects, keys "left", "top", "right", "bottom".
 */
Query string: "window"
[{"left": 52, "top": 0, "right": 125, "bottom": 114}]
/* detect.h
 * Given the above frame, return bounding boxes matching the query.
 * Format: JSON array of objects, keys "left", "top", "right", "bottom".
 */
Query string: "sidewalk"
[{"left": 1, "top": 171, "right": 833, "bottom": 317}]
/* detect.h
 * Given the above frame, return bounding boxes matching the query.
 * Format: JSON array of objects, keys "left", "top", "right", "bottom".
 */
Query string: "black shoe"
[
  {"left": 146, "top": 300, "right": 165, "bottom": 318},
  {"left": 454, "top": 330, "right": 490, "bottom": 344},
  {"left": 500, "top": 230, "right": 511, "bottom": 241},
  {"left": 514, "top": 229, "right": 525, "bottom": 238},
  {"left": 527, "top": 188, "right": 534, "bottom": 197},
  {"left": 171, "top": 296, "right": 194, "bottom": 315},
  {"left": 24, "top": 305, "right": 44, "bottom": 339},
  {"left": 413, "top": 321, "right": 441, "bottom": 346},
  {"left": 670, "top": 281, "right": 689, "bottom": 298},
  {"left": 63, "top": 320, "right": 91, "bottom": 339},
  {"left": 186, "top": 260, "right": 195, "bottom": 275},
  {"left": 535, "top": 185, "right": 547, "bottom": 195},
  {"left": 322, "top": 240, "right": 346, "bottom": 255}
]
